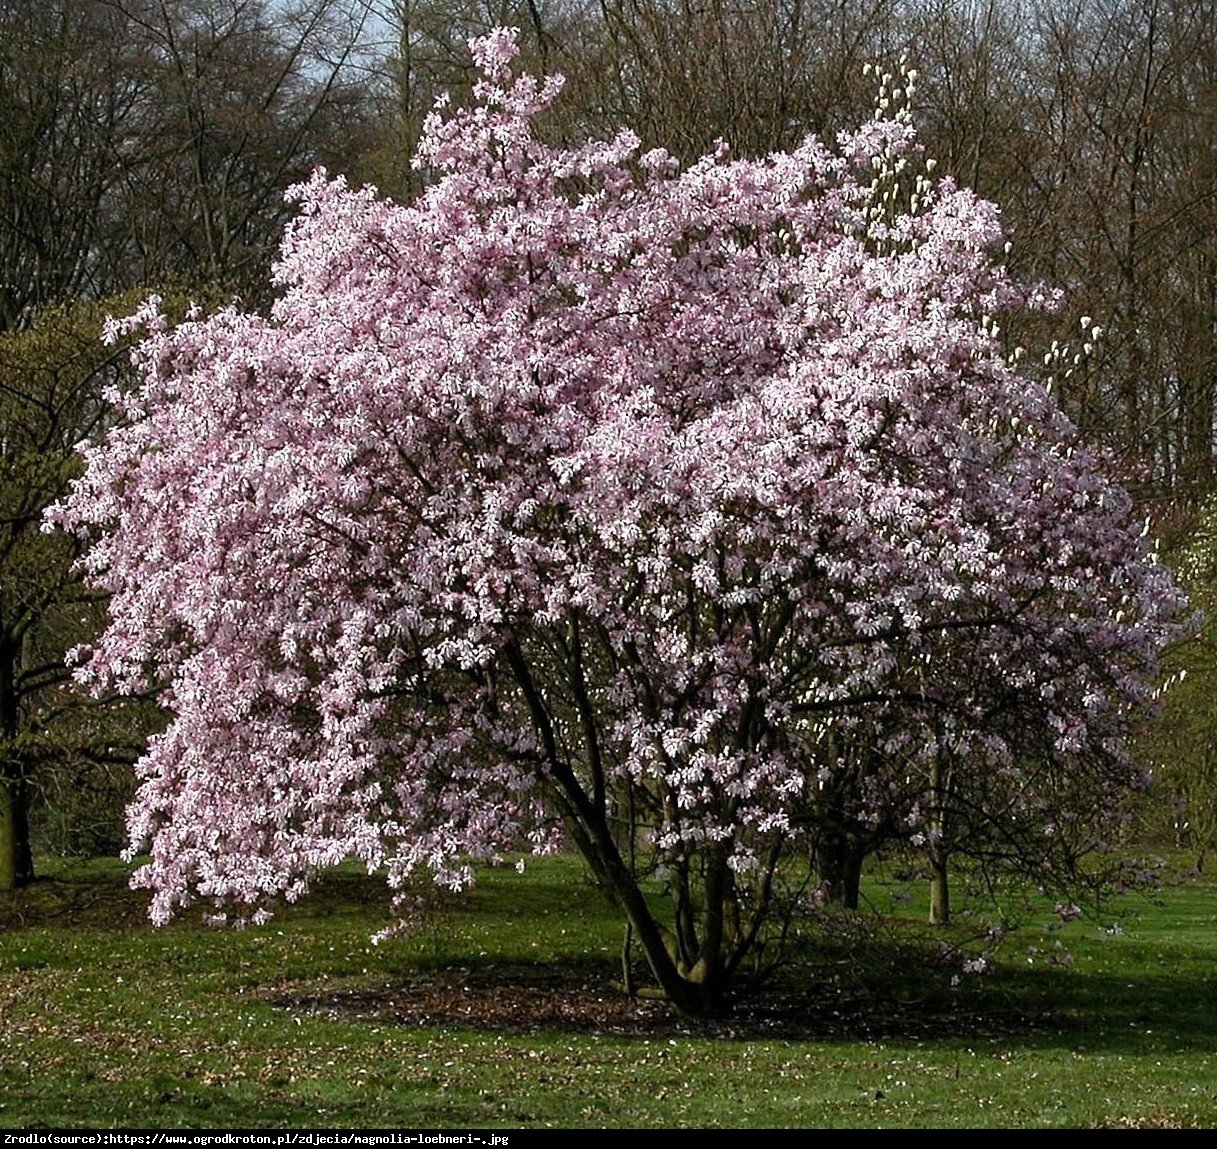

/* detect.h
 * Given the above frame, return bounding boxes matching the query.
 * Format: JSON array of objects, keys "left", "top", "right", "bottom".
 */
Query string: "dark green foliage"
[{"left": 0, "top": 299, "right": 162, "bottom": 888}]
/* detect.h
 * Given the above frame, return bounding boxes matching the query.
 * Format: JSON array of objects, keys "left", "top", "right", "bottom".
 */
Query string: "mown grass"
[{"left": 1, "top": 853, "right": 1215, "bottom": 1129}]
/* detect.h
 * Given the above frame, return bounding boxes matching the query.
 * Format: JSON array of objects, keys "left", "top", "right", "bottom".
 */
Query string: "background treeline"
[{"left": 2, "top": 0, "right": 1214, "bottom": 890}]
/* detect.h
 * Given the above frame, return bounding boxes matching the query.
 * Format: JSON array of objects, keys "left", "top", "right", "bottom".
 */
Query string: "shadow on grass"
[
  {"left": 972, "top": 963, "right": 1217, "bottom": 1054},
  {"left": 0, "top": 864, "right": 149, "bottom": 930},
  {"left": 6, "top": 861, "right": 1215, "bottom": 1055},
  {"left": 0, "top": 864, "right": 399, "bottom": 931},
  {"left": 267, "top": 945, "right": 1217, "bottom": 1052}
]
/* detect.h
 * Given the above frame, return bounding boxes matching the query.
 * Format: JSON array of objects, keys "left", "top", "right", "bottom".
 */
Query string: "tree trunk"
[
  {"left": 609, "top": 864, "right": 726, "bottom": 1016},
  {"left": 551, "top": 790, "right": 728, "bottom": 1016},
  {"left": 928, "top": 756, "right": 950, "bottom": 925},
  {"left": 0, "top": 770, "right": 16, "bottom": 891},
  {"left": 928, "top": 848, "right": 950, "bottom": 926},
  {"left": 816, "top": 828, "right": 865, "bottom": 910},
  {"left": 503, "top": 636, "right": 730, "bottom": 1017},
  {"left": 0, "top": 643, "right": 32, "bottom": 890}
]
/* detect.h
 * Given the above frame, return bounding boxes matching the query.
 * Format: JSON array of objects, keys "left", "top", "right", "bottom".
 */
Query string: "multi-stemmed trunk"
[
  {"left": 554, "top": 796, "right": 738, "bottom": 1016},
  {"left": 502, "top": 635, "right": 743, "bottom": 1016}
]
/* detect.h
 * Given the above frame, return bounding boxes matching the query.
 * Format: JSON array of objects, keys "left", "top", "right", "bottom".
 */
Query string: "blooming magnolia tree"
[{"left": 50, "top": 30, "right": 1185, "bottom": 1015}]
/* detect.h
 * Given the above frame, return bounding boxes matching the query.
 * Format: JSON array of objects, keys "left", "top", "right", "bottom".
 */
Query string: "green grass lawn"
[{"left": 2, "top": 853, "right": 1215, "bottom": 1129}]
